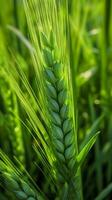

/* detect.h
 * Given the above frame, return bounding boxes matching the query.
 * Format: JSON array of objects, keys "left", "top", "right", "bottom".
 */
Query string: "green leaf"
[
  {"left": 80, "top": 115, "right": 103, "bottom": 150},
  {"left": 76, "top": 132, "right": 99, "bottom": 167},
  {"left": 95, "top": 183, "right": 112, "bottom": 200}
]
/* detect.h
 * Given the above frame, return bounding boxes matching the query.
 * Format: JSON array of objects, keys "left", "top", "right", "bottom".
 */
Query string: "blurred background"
[{"left": 0, "top": 0, "right": 112, "bottom": 199}]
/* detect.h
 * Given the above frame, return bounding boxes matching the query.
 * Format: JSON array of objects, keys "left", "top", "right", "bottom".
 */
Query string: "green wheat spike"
[
  {"left": 41, "top": 31, "right": 76, "bottom": 183},
  {"left": 0, "top": 35, "right": 25, "bottom": 167},
  {"left": 0, "top": 159, "right": 43, "bottom": 200}
]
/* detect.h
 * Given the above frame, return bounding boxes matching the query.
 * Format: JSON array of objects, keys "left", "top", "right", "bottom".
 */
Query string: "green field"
[{"left": 0, "top": 0, "right": 112, "bottom": 199}]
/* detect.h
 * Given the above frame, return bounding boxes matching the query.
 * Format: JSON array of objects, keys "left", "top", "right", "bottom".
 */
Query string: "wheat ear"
[
  {"left": 0, "top": 34, "right": 25, "bottom": 166},
  {"left": 0, "top": 160, "right": 42, "bottom": 200},
  {"left": 41, "top": 31, "right": 76, "bottom": 183},
  {"left": 1, "top": 82, "right": 25, "bottom": 166}
]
